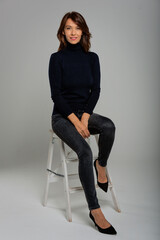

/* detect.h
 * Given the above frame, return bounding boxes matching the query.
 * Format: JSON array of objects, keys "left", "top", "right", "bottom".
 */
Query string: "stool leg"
[
  {"left": 43, "top": 131, "right": 54, "bottom": 206},
  {"left": 60, "top": 139, "right": 72, "bottom": 222},
  {"left": 94, "top": 134, "right": 121, "bottom": 212},
  {"left": 106, "top": 167, "right": 121, "bottom": 212}
]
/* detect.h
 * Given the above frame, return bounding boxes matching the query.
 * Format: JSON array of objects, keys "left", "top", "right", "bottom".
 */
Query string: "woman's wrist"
[
  {"left": 81, "top": 112, "right": 90, "bottom": 120},
  {"left": 67, "top": 113, "right": 80, "bottom": 125}
]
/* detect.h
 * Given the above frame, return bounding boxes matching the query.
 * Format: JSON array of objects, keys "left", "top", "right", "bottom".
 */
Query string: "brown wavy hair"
[{"left": 57, "top": 11, "right": 92, "bottom": 52}]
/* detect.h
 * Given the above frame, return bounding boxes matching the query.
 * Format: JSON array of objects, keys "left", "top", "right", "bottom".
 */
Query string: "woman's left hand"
[{"left": 81, "top": 118, "right": 88, "bottom": 128}]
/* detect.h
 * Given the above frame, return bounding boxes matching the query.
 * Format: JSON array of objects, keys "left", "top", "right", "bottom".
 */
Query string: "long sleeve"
[
  {"left": 48, "top": 53, "right": 73, "bottom": 118},
  {"left": 84, "top": 53, "right": 101, "bottom": 115}
]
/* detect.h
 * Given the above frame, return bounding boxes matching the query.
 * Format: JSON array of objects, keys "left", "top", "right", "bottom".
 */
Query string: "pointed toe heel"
[
  {"left": 94, "top": 159, "right": 108, "bottom": 192},
  {"left": 89, "top": 211, "right": 117, "bottom": 235}
]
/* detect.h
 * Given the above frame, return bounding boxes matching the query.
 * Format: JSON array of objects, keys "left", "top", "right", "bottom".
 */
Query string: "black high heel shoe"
[
  {"left": 94, "top": 159, "right": 108, "bottom": 192},
  {"left": 89, "top": 210, "right": 117, "bottom": 234}
]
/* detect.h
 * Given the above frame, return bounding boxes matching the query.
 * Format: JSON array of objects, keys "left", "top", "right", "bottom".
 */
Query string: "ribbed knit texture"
[{"left": 48, "top": 40, "right": 101, "bottom": 118}]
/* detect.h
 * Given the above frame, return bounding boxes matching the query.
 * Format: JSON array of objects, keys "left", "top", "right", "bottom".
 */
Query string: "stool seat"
[{"left": 43, "top": 129, "right": 121, "bottom": 222}]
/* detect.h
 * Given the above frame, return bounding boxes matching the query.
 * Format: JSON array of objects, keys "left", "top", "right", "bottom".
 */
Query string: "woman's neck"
[{"left": 66, "top": 40, "right": 82, "bottom": 51}]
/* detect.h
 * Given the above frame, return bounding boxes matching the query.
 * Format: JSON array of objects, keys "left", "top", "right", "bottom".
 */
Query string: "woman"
[{"left": 48, "top": 11, "right": 117, "bottom": 235}]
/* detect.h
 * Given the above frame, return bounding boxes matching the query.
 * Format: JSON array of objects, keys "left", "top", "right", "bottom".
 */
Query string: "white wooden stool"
[{"left": 43, "top": 129, "right": 121, "bottom": 222}]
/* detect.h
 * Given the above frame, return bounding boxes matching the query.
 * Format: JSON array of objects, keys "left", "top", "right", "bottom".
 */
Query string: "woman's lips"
[{"left": 70, "top": 37, "right": 77, "bottom": 40}]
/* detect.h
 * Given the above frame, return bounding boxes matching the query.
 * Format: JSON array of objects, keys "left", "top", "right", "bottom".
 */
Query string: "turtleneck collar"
[{"left": 65, "top": 40, "right": 83, "bottom": 51}]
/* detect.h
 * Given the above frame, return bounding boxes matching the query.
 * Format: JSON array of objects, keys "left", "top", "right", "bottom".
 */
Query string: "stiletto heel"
[
  {"left": 89, "top": 211, "right": 117, "bottom": 234},
  {"left": 94, "top": 159, "right": 108, "bottom": 192}
]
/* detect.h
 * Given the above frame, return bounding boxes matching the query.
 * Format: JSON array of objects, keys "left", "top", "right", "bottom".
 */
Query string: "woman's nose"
[{"left": 71, "top": 29, "right": 76, "bottom": 34}]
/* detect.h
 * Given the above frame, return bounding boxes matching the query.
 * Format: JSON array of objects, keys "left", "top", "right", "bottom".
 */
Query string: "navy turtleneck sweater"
[{"left": 48, "top": 40, "right": 101, "bottom": 118}]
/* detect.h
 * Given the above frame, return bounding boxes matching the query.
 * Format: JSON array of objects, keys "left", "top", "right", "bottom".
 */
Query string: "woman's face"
[{"left": 63, "top": 18, "right": 83, "bottom": 44}]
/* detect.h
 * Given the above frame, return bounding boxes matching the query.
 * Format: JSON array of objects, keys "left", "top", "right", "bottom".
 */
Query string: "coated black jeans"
[{"left": 51, "top": 109, "right": 116, "bottom": 210}]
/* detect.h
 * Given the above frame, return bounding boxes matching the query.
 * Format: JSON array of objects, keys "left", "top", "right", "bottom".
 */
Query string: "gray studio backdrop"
[{"left": 0, "top": 0, "right": 159, "bottom": 191}]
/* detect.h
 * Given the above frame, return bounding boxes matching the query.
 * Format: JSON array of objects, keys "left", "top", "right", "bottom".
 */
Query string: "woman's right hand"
[{"left": 74, "top": 120, "right": 90, "bottom": 139}]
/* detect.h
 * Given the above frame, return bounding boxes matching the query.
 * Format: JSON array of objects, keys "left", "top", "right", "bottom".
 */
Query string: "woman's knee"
[
  {"left": 102, "top": 118, "right": 116, "bottom": 133},
  {"left": 77, "top": 143, "right": 93, "bottom": 165}
]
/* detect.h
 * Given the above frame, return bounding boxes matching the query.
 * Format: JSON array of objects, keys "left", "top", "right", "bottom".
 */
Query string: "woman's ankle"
[{"left": 91, "top": 207, "right": 101, "bottom": 214}]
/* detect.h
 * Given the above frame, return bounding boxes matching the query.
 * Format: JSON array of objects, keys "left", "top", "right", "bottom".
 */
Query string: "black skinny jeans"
[{"left": 51, "top": 109, "right": 116, "bottom": 210}]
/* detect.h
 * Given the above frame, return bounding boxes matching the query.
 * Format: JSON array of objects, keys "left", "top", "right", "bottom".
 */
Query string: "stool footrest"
[
  {"left": 66, "top": 156, "right": 98, "bottom": 163},
  {"left": 66, "top": 158, "right": 79, "bottom": 163},
  {"left": 69, "top": 186, "right": 83, "bottom": 193},
  {"left": 67, "top": 173, "right": 79, "bottom": 180}
]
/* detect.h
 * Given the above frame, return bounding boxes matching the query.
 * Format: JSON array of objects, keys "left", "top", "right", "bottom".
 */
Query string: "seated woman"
[{"left": 48, "top": 11, "right": 117, "bottom": 235}]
